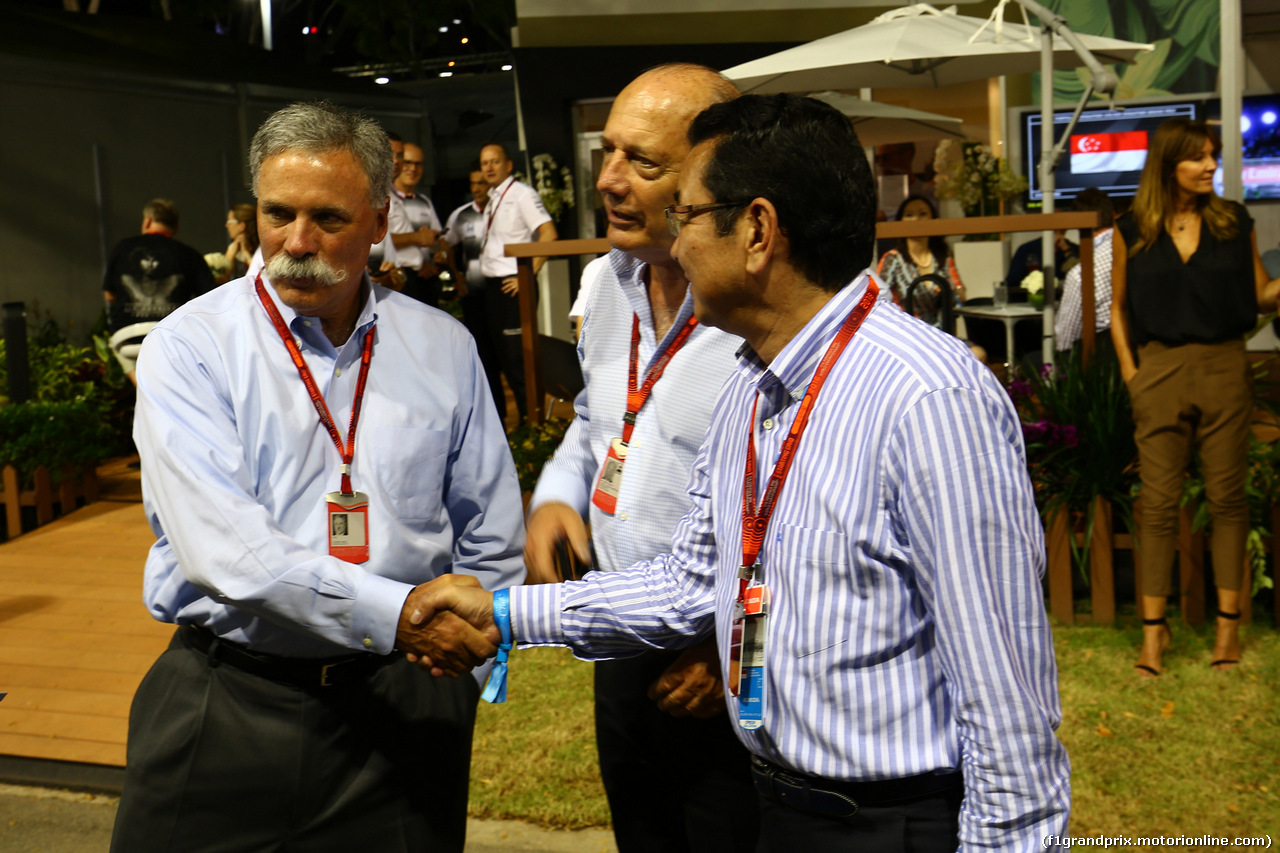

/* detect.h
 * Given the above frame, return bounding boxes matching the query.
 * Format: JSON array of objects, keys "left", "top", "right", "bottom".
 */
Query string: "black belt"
[
  {"left": 750, "top": 756, "right": 962, "bottom": 818},
  {"left": 180, "top": 625, "right": 391, "bottom": 688}
]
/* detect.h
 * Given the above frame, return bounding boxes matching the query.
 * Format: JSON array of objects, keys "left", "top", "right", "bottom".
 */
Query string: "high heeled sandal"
[
  {"left": 1135, "top": 617, "right": 1169, "bottom": 677},
  {"left": 1210, "top": 610, "right": 1241, "bottom": 669}
]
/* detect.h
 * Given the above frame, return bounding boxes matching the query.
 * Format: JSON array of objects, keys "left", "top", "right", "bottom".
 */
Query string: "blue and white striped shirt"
[
  {"left": 531, "top": 250, "right": 742, "bottom": 572},
  {"left": 512, "top": 271, "right": 1069, "bottom": 849}
]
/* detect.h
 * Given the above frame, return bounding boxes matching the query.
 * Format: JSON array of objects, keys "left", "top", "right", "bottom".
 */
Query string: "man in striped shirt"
[{"left": 416, "top": 93, "right": 1070, "bottom": 851}]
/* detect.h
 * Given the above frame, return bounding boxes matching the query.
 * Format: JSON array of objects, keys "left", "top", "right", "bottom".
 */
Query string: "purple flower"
[
  {"left": 1061, "top": 425, "right": 1079, "bottom": 448},
  {"left": 1040, "top": 363, "right": 1054, "bottom": 380},
  {"left": 1008, "top": 379, "right": 1032, "bottom": 400}
]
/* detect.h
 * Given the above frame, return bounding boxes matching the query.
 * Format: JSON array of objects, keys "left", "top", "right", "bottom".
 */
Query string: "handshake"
[{"left": 394, "top": 574, "right": 502, "bottom": 677}]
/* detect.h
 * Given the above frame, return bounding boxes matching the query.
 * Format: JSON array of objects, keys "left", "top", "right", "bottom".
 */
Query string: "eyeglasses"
[
  {"left": 664, "top": 202, "right": 743, "bottom": 237},
  {"left": 402, "top": 160, "right": 424, "bottom": 169}
]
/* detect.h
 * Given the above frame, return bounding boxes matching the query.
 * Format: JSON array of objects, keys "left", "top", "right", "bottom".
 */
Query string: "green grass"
[{"left": 471, "top": 625, "right": 1280, "bottom": 842}]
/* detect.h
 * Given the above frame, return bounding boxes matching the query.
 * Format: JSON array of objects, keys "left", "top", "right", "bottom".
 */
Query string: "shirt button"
[
  {"left": 763, "top": 418, "right": 775, "bottom": 430},
  {"left": 335, "top": 367, "right": 343, "bottom": 377},
  {"left": 304, "top": 320, "right": 312, "bottom": 327},
  {"left": 618, "top": 511, "right": 628, "bottom": 521},
  {"left": 363, "top": 637, "right": 373, "bottom": 648}
]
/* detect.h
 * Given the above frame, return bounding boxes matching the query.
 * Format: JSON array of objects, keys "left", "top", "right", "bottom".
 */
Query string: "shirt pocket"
[
  {"left": 365, "top": 426, "right": 451, "bottom": 520},
  {"left": 769, "top": 522, "right": 855, "bottom": 659}
]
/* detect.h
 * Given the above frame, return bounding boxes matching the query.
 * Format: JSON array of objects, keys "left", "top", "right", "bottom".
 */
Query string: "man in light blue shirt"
[
  {"left": 110, "top": 101, "right": 524, "bottom": 853},
  {"left": 417, "top": 94, "right": 1069, "bottom": 851},
  {"left": 524, "top": 64, "right": 759, "bottom": 852}
]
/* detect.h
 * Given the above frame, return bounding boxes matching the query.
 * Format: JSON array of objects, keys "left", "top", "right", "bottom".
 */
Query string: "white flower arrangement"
[
  {"left": 532, "top": 153, "right": 575, "bottom": 223},
  {"left": 203, "top": 252, "right": 230, "bottom": 277},
  {"left": 934, "top": 139, "right": 1028, "bottom": 216},
  {"left": 1021, "top": 269, "right": 1044, "bottom": 294}
]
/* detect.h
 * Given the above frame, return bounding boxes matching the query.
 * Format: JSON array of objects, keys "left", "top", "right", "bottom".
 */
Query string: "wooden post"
[
  {"left": 1046, "top": 508, "right": 1074, "bottom": 625},
  {"left": 3, "top": 464, "right": 20, "bottom": 539},
  {"left": 33, "top": 465, "right": 54, "bottom": 526},
  {"left": 1131, "top": 496, "right": 1144, "bottom": 605},
  {"left": 59, "top": 464, "right": 78, "bottom": 516},
  {"left": 1079, "top": 225, "right": 1096, "bottom": 367},
  {"left": 516, "top": 256, "right": 543, "bottom": 425},
  {"left": 1178, "top": 503, "right": 1206, "bottom": 626},
  {"left": 82, "top": 467, "right": 99, "bottom": 504},
  {"left": 1089, "top": 495, "right": 1115, "bottom": 625},
  {"left": 1239, "top": 556, "right": 1253, "bottom": 625}
]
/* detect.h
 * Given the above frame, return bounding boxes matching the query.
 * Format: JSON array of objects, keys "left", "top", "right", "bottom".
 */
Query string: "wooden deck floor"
[{"left": 0, "top": 458, "right": 170, "bottom": 768}]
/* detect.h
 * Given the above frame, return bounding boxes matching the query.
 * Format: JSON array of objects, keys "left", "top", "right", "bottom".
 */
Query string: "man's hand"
[
  {"left": 647, "top": 637, "right": 726, "bottom": 719},
  {"left": 524, "top": 502, "right": 591, "bottom": 584},
  {"left": 501, "top": 276, "right": 519, "bottom": 296},
  {"left": 396, "top": 575, "right": 497, "bottom": 677},
  {"left": 415, "top": 226, "right": 439, "bottom": 247}
]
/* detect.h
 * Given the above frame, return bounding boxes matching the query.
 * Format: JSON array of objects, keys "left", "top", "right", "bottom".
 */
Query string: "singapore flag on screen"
[{"left": 1070, "top": 131, "right": 1148, "bottom": 174}]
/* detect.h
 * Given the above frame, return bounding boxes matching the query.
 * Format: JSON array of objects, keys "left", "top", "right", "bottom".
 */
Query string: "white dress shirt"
[
  {"left": 1055, "top": 227, "right": 1114, "bottom": 350},
  {"left": 135, "top": 274, "right": 525, "bottom": 663},
  {"left": 479, "top": 176, "right": 551, "bottom": 279},
  {"left": 531, "top": 251, "right": 742, "bottom": 572}
]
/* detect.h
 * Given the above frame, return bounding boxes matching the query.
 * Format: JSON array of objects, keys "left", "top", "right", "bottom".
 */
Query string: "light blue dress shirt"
[
  {"left": 512, "top": 272, "right": 1070, "bottom": 849},
  {"left": 135, "top": 274, "right": 525, "bottom": 661},
  {"left": 531, "top": 250, "right": 742, "bottom": 572}
]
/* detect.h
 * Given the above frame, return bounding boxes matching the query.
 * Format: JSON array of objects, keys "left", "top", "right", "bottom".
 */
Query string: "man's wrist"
[{"left": 507, "top": 583, "right": 567, "bottom": 646}]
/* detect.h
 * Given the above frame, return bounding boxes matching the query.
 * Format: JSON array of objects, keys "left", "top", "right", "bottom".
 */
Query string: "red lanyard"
[
  {"left": 739, "top": 280, "right": 879, "bottom": 580},
  {"left": 254, "top": 277, "right": 375, "bottom": 496},
  {"left": 481, "top": 180, "right": 515, "bottom": 248},
  {"left": 622, "top": 313, "right": 699, "bottom": 444}
]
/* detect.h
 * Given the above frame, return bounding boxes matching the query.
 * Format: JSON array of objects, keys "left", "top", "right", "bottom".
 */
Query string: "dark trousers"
[
  {"left": 757, "top": 783, "right": 962, "bottom": 853},
  {"left": 111, "top": 629, "right": 479, "bottom": 853},
  {"left": 1130, "top": 340, "right": 1251, "bottom": 595},
  {"left": 460, "top": 290, "right": 506, "bottom": 420},
  {"left": 485, "top": 277, "right": 528, "bottom": 421},
  {"left": 594, "top": 652, "right": 760, "bottom": 853}
]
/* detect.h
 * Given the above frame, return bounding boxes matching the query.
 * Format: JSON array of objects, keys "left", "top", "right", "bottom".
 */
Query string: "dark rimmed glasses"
[{"left": 664, "top": 202, "right": 743, "bottom": 237}]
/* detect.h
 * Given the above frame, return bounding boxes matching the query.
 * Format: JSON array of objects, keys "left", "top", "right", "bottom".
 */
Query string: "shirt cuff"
[
  {"left": 509, "top": 583, "right": 567, "bottom": 646},
  {"left": 351, "top": 572, "right": 416, "bottom": 655}
]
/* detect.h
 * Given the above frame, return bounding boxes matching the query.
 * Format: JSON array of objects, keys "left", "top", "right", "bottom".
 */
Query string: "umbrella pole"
[{"left": 1039, "top": 22, "right": 1057, "bottom": 367}]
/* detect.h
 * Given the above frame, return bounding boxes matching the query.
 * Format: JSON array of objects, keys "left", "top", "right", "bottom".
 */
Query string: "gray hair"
[{"left": 249, "top": 101, "right": 393, "bottom": 207}]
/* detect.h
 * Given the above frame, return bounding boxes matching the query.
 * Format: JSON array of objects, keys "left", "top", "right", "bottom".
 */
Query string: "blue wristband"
[{"left": 481, "top": 589, "right": 512, "bottom": 704}]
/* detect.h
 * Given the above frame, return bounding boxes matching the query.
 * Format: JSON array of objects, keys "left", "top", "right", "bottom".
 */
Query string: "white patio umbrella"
[
  {"left": 806, "top": 91, "right": 963, "bottom": 148},
  {"left": 722, "top": 3, "right": 1153, "bottom": 93}
]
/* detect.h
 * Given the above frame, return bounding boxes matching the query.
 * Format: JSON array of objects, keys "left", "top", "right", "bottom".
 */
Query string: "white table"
[{"left": 955, "top": 303, "right": 1044, "bottom": 366}]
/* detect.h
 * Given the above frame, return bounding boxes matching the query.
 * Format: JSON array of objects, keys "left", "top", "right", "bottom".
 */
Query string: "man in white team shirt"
[{"left": 477, "top": 142, "right": 557, "bottom": 421}]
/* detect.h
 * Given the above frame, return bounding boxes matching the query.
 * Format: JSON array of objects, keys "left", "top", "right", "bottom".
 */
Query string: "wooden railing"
[
  {"left": 506, "top": 214, "right": 1103, "bottom": 424},
  {"left": 1, "top": 464, "right": 99, "bottom": 540}
]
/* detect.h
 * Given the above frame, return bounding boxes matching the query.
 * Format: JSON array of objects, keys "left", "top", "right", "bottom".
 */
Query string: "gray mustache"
[{"left": 265, "top": 253, "right": 349, "bottom": 287}]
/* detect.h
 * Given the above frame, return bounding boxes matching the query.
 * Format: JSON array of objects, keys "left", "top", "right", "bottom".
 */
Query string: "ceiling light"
[{"left": 375, "top": 77, "right": 390, "bottom": 85}]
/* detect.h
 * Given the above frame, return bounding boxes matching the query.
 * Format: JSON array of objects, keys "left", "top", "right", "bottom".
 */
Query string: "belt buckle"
[{"left": 319, "top": 663, "right": 336, "bottom": 687}]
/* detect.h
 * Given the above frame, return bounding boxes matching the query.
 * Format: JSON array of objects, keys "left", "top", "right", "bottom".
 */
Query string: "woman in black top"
[{"left": 1111, "top": 119, "right": 1280, "bottom": 676}]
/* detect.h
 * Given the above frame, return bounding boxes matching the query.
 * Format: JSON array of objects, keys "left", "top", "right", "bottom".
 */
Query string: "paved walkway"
[
  {"left": 0, "top": 783, "right": 617, "bottom": 852},
  {"left": 0, "top": 457, "right": 615, "bottom": 852}
]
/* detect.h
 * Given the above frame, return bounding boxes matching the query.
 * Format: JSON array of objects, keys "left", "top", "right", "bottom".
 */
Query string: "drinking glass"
[{"left": 993, "top": 284, "right": 1009, "bottom": 309}]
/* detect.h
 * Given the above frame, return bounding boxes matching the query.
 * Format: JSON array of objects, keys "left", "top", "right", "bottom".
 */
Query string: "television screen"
[
  {"left": 1204, "top": 93, "right": 1280, "bottom": 200},
  {"left": 1023, "top": 101, "right": 1198, "bottom": 207}
]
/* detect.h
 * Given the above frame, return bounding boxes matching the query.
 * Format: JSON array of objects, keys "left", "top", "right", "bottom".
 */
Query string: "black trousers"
[
  {"left": 484, "top": 277, "right": 528, "bottom": 421},
  {"left": 460, "top": 290, "right": 506, "bottom": 420},
  {"left": 757, "top": 781, "right": 962, "bottom": 852},
  {"left": 111, "top": 629, "right": 479, "bottom": 853},
  {"left": 594, "top": 652, "right": 760, "bottom": 853}
]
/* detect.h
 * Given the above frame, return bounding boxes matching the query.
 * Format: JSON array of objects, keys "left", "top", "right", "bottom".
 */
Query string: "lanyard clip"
[{"left": 622, "top": 411, "right": 637, "bottom": 426}]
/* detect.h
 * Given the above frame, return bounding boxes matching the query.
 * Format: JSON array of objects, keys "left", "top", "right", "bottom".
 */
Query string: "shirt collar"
[
  {"left": 736, "top": 270, "right": 876, "bottom": 403},
  {"left": 488, "top": 175, "right": 516, "bottom": 198},
  {"left": 608, "top": 250, "right": 697, "bottom": 348},
  {"left": 259, "top": 271, "right": 378, "bottom": 351}
]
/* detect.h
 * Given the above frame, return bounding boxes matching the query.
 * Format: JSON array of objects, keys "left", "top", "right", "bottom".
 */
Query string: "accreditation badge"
[
  {"left": 590, "top": 437, "right": 628, "bottom": 515},
  {"left": 326, "top": 491, "right": 370, "bottom": 564},
  {"left": 730, "top": 580, "right": 770, "bottom": 731}
]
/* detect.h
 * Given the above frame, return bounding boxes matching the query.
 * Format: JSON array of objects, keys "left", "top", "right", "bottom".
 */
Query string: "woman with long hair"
[
  {"left": 222, "top": 203, "right": 259, "bottom": 282},
  {"left": 876, "top": 194, "right": 964, "bottom": 327},
  {"left": 1111, "top": 118, "right": 1280, "bottom": 676}
]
